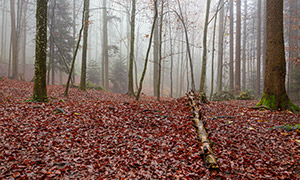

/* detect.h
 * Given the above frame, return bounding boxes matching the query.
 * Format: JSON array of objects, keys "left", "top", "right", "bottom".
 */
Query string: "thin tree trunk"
[
  {"left": 10, "top": 0, "right": 19, "bottom": 80},
  {"left": 50, "top": 0, "right": 56, "bottom": 85},
  {"left": 235, "top": 0, "right": 241, "bottom": 94},
  {"left": 136, "top": 0, "right": 158, "bottom": 101},
  {"left": 102, "top": 0, "right": 109, "bottom": 89},
  {"left": 157, "top": 0, "right": 164, "bottom": 101},
  {"left": 256, "top": 0, "right": 262, "bottom": 96},
  {"left": 168, "top": 17, "right": 174, "bottom": 97},
  {"left": 229, "top": 0, "right": 234, "bottom": 92},
  {"left": 21, "top": 0, "right": 28, "bottom": 81},
  {"left": 64, "top": 1, "right": 86, "bottom": 96},
  {"left": 199, "top": 0, "right": 211, "bottom": 93},
  {"left": 0, "top": 0, "right": 6, "bottom": 63},
  {"left": 128, "top": 0, "right": 136, "bottom": 96},
  {"left": 176, "top": 0, "right": 196, "bottom": 91},
  {"left": 79, "top": 0, "right": 90, "bottom": 91},
  {"left": 242, "top": 0, "right": 247, "bottom": 90},
  {"left": 210, "top": 1, "right": 221, "bottom": 100},
  {"left": 216, "top": 0, "right": 224, "bottom": 93},
  {"left": 72, "top": 0, "right": 76, "bottom": 85}
]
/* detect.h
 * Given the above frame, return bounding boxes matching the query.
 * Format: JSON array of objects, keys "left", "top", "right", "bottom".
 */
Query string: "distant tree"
[
  {"left": 216, "top": 0, "right": 225, "bottom": 93},
  {"left": 257, "top": 0, "right": 299, "bottom": 112},
  {"left": 33, "top": 0, "right": 48, "bottom": 102},
  {"left": 102, "top": 0, "right": 109, "bottom": 90},
  {"left": 48, "top": 0, "right": 75, "bottom": 85},
  {"left": 110, "top": 58, "right": 127, "bottom": 93},
  {"left": 256, "top": 0, "right": 262, "bottom": 96},
  {"left": 79, "top": 0, "right": 90, "bottom": 91},
  {"left": 229, "top": 0, "right": 234, "bottom": 92},
  {"left": 10, "top": 0, "right": 18, "bottom": 80},
  {"left": 87, "top": 59, "right": 101, "bottom": 85},
  {"left": 242, "top": 0, "right": 247, "bottom": 90},
  {"left": 235, "top": 0, "right": 241, "bottom": 94}
]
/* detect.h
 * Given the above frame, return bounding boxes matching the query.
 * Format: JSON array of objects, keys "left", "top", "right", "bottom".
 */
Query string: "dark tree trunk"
[
  {"left": 33, "top": 0, "right": 48, "bottom": 102},
  {"left": 257, "top": 0, "right": 299, "bottom": 112}
]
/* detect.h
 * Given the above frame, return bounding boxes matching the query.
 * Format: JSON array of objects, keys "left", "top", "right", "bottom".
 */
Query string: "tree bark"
[
  {"left": 157, "top": 0, "right": 164, "bottom": 101},
  {"left": 199, "top": 0, "right": 211, "bottom": 94},
  {"left": 128, "top": 0, "right": 136, "bottom": 96},
  {"left": 186, "top": 91, "right": 219, "bottom": 170},
  {"left": 257, "top": 0, "right": 299, "bottom": 112},
  {"left": 79, "top": 0, "right": 90, "bottom": 91},
  {"left": 242, "top": 0, "right": 247, "bottom": 91},
  {"left": 102, "top": 0, "right": 109, "bottom": 90},
  {"left": 216, "top": 0, "right": 224, "bottom": 93},
  {"left": 235, "top": 0, "right": 241, "bottom": 94},
  {"left": 33, "top": 0, "right": 48, "bottom": 102},
  {"left": 256, "top": 0, "right": 262, "bottom": 96},
  {"left": 10, "top": 0, "right": 19, "bottom": 80},
  {"left": 210, "top": 1, "right": 221, "bottom": 99},
  {"left": 229, "top": 0, "right": 234, "bottom": 92}
]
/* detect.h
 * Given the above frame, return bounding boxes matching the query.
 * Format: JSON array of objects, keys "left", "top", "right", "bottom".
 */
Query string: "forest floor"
[{"left": 0, "top": 78, "right": 299, "bottom": 179}]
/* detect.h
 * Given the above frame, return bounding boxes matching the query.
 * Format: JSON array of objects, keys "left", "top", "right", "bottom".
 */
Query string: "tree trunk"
[
  {"left": 257, "top": 0, "right": 299, "bottom": 112},
  {"left": 176, "top": 0, "right": 196, "bottom": 92},
  {"left": 167, "top": 3, "right": 174, "bottom": 97},
  {"left": 210, "top": 1, "right": 221, "bottom": 99},
  {"left": 21, "top": 0, "right": 28, "bottom": 81},
  {"left": 216, "top": 0, "right": 224, "bottom": 93},
  {"left": 153, "top": 12, "right": 159, "bottom": 97},
  {"left": 235, "top": 0, "right": 241, "bottom": 94},
  {"left": 128, "top": 0, "right": 136, "bottom": 96},
  {"left": 33, "top": 0, "right": 48, "bottom": 102},
  {"left": 229, "top": 0, "right": 234, "bottom": 92},
  {"left": 157, "top": 0, "right": 164, "bottom": 101},
  {"left": 64, "top": 1, "right": 86, "bottom": 96},
  {"left": 242, "top": 0, "right": 247, "bottom": 91},
  {"left": 79, "top": 0, "right": 90, "bottom": 91},
  {"left": 0, "top": 0, "right": 6, "bottom": 63},
  {"left": 136, "top": 0, "right": 158, "bottom": 101},
  {"left": 49, "top": 0, "right": 56, "bottom": 85},
  {"left": 199, "top": 0, "right": 211, "bottom": 94},
  {"left": 256, "top": 0, "right": 262, "bottom": 96},
  {"left": 10, "top": 0, "right": 19, "bottom": 80},
  {"left": 102, "top": 0, "right": 109, "bottom": 90},
  {"left": 186, "top": 91, "right": 219, "bottom": 170}
]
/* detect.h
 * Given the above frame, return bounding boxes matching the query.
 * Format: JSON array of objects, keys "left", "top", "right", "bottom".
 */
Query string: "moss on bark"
[{"left": 257, "top": 93, "right": 300, "bottom": 112}]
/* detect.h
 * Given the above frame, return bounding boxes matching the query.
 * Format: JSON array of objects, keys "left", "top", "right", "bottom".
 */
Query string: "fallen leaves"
[{"left": 0, "top": 78, "right": 299, "bottom": 179}]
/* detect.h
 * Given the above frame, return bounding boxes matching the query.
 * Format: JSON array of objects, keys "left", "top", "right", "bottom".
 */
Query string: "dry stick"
[
  {"left": 186, "top": 91, "right": 219, "bottom": 170},
  {"left": 135, "top": 0, "right": 158, "bottom": 101},
  {"left": 64, "top": 5, "right": 86, "bottom": 96}
]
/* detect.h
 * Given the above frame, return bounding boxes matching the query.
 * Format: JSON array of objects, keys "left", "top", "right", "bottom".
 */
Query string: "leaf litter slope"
[{"left": 0, "top": 78, "right": 299, "bottom": 179}]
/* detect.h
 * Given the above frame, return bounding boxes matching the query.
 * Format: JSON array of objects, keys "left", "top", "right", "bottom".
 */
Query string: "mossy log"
[{"left": 186, "top": 91, "right": 219, "bottom": 170}]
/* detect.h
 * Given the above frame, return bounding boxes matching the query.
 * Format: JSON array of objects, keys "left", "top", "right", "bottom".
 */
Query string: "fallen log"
[{"left": 186, "top": 91, "right": 219, "bottom": 170}]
